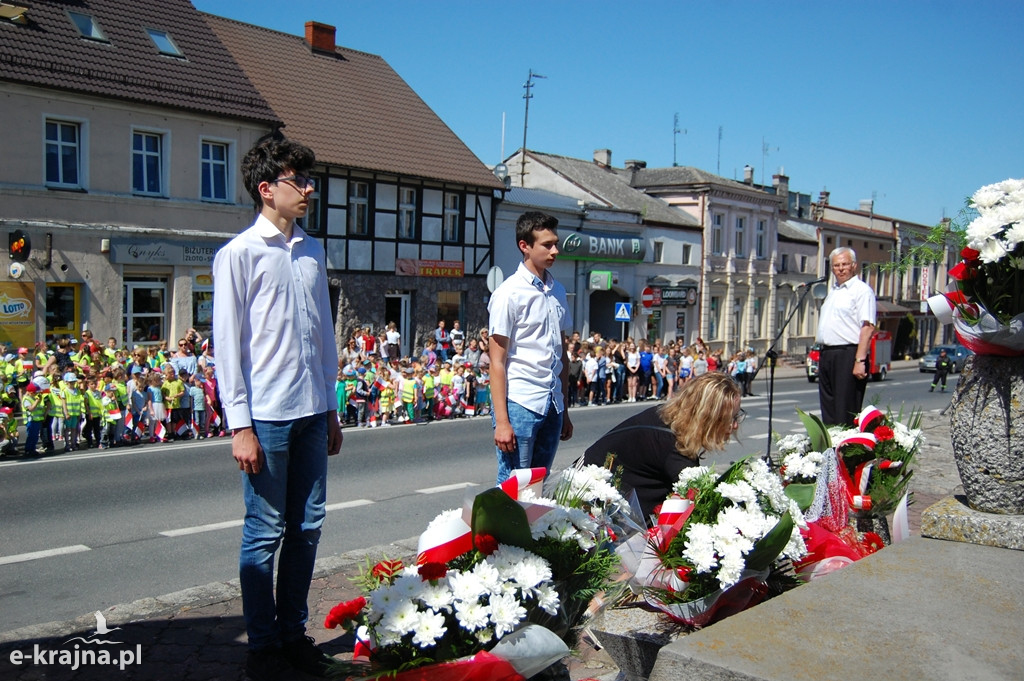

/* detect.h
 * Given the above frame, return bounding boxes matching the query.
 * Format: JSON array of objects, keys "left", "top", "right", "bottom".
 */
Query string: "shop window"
[
  {"left": 437, "top": 291, "right": 463, "bottom": 330},
  {"left": 124, "top": 278, "right": 166, "bottom": 345},
  {"left": 45, "top": 283, "right": 81, "bottom": 341}
]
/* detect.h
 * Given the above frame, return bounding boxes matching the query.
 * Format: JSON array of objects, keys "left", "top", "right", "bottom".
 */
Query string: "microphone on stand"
[{"left": 797, "top": 275, "right": 829, "bottom": 288}]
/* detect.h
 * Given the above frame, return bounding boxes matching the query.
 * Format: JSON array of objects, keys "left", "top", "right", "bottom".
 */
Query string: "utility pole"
[{"left": 520, "top": 69, "right": 546, "bottom": 187}]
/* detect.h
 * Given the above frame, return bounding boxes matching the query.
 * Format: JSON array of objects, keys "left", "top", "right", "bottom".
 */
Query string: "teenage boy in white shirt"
[
  {"left": 488, "top": 211, "right": 573, "bottom": 484},
  {"left": 213, "top": 134, "right": 342, "bottom": 681}
]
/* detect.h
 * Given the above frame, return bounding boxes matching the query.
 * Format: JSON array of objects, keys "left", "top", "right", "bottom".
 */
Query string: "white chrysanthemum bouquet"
[
  {"left": 323, "top": 465, "right": 632, "bottom": 678},
  {"left": 642, "top": 457, "right": 806, "bottom": 626}
]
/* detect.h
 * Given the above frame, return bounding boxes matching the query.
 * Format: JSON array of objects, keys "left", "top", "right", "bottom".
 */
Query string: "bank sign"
[{"left": 559, "top": 231, "right": 645, "bottom": 263}]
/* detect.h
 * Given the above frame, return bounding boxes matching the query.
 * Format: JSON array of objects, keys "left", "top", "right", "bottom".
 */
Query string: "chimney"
[
  {"left": 305, "top": 21, "right": 336, "bottom": 53},
  {"left": 743, "top": 164, "right": 754, "bottom": 185},
  {"left": 859, "top": 199, "right": 874, "bottom": 213},
  {"left": 593, "top": 149, "right": 612, "bottom": 168},
  {"left": 772, "top": 173, "right": 790, "bottom": 214},
  {"left": 624, "top": 159, "right": 647, "bottom": 171},
  {"left": 818, "top": 189, "right": 830, "bottom": 206}
]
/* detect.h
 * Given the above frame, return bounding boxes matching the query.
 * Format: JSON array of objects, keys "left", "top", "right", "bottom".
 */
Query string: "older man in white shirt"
[
  {"left": 488, "top": 212, "right": 573, "bottom": 484},
  {"left": 816, "top": 246, "right": 876, "bottom": 426}
]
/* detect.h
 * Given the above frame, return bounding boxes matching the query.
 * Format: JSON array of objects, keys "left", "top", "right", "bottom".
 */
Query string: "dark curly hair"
[{"left": 241, "top": 131, "right": 315, "bottom": 210}]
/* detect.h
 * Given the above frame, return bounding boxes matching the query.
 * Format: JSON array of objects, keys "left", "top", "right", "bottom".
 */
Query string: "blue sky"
[{"left": 192, "top": 0, "right": 1023, "bottom": 226}]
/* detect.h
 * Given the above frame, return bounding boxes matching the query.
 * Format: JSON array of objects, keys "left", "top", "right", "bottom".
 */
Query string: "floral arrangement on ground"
[{"left": 322, "top": 464, "right": 636, "bottom": 680}]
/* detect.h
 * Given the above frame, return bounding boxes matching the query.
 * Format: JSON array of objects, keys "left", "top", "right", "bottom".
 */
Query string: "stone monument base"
[{"left": 921, "top": 495, "right": 1024, "bottom": 550}]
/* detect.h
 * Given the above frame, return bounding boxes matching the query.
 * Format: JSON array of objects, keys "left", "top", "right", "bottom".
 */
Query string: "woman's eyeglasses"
[{"left": 733, "top": 408, "right": 746, "bottom": 426}]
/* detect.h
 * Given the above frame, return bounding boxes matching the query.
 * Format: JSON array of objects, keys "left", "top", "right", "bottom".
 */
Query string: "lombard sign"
[
  {"left": 560, "top": 230, "right": 645, "bottom": 263},
  {"left": 659, "top": 286, "right": 699, "bottom": 307},
  {"left": 110, "top": 240, "right": 223, "bottom": 266}
]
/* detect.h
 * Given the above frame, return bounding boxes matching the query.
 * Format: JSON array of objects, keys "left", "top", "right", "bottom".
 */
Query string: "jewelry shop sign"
[{"left": 110, "top": 240, "right": 224, "bottom": 266}]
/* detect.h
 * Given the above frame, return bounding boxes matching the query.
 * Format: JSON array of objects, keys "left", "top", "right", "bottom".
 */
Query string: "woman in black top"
[{"left": 583, "top": 372, "right": 742, "bottom": 523}]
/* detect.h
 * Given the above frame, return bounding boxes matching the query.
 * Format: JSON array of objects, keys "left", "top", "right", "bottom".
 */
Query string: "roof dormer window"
[
  {"left": 145, "top": 28, "right": 183, "bottom": 57},
  {"left": 67, "top": 10, "right": 108, "bottom": 42}
]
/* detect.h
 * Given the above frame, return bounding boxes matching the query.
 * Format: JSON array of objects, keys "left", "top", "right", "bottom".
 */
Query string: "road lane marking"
[
  {"left": 160, "top": 520, "right": 242, "bottom": 537},
  {"left": 325, "top": 499, "right": 375, "bottom": 511},
  {"left": 160, "top": 500, "right": 376, "bottom": 537},
  {"left": 0, "top": 544, "right": 91, "bottom": 566},
  {"left": 416, "top": 482, "right": 478, "bottom": 494}
]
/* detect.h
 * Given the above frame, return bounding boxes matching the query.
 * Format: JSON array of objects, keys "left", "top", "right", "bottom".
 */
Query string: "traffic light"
[{"left": 8, "top": 230, "right": 30, "bottom": 262}]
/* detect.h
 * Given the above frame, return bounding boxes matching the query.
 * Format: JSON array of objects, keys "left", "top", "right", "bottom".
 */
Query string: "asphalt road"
[{"left": 0, "top": 364, "right": 953, "bottom": 631}]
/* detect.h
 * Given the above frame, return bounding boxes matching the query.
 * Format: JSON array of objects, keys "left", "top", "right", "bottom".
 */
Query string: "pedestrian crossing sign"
[{"left": 614, "top": 302, "right": 632, "bottom": 322}]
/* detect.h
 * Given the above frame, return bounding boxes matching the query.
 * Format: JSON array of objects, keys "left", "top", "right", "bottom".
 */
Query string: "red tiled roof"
[
  {"left": 202, "top": 14, "right": 502, "bottom": 190},
  {"left": 0, "top": 0, "right": 279, "bottom": 124}
]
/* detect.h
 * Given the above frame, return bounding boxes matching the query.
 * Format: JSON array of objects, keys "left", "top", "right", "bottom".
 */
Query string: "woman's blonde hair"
[{"left": 658, "top": 372, "right": 741, "bottom": 459}]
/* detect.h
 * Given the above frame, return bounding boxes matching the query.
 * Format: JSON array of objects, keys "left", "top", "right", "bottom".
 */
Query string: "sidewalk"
[{"left": 0, "top": 360, "right": 957, "bottom": 681}]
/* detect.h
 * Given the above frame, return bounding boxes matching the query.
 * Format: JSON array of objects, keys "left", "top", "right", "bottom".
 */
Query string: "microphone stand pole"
[{"left": 751, "top": 282, "right": 819, "bottom": 468}]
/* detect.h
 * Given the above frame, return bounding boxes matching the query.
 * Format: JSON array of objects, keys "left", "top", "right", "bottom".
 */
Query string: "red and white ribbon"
[
  {"left": 835, "top": 432, "right": 877, "bottom": 451},
  {"left": 417, "top": 512, "right": 473, "bottom": 565},
  {"left": 855, "top": 405, "right": 884, "bottom": 432},
  {"left": 499, "top": 467, "right": 546, "bottom": 500}
]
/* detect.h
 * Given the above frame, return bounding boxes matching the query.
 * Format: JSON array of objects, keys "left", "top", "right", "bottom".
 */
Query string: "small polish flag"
[
  {"left": 154, "top": 421, "right": 167, "bottom": 441},
  {"left": 174, "top": 420, "right": 190, "bottom": 437}
]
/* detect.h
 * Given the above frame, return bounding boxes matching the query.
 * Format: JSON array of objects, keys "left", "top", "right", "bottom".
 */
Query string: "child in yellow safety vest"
[
  {"left": 21, "top": 383, "right": 46, "bottom": 456},
  {"left": 60, "top": 372, "right": 84, "bottom": 452},
  {"left": 399, "top": 367, "right": 418, "bottom": 423},
  {"left": 83, "top": 377, "right": 105, "bottom": 449},
  {"left": 100, "top": 383, "right": 122, "bottom": 449}
]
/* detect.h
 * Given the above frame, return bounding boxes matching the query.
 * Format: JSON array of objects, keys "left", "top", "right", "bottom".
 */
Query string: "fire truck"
[{"left": 806, "top": 330, "right": 892, "bottom": 383}]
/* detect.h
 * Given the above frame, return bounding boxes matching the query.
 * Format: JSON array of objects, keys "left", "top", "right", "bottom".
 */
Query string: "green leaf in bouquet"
[
  {"left": 796, "top": 408, "right": 831, "bottom": 452},
  {"left": 745, "top": 511, "right": 794, "bottom": 572},
  {"left": 471, "top": 488, "right": 532, "bottom": 549},
  {"left": 784, "top": 483, "right": 816, "bottom": 511}
]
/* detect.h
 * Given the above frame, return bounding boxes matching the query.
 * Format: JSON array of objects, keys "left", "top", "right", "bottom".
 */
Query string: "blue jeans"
[
  {"left": 493, "top": 399, "right": 562, "bottom": 485},
  {"left": 240, "top": 413, "right": 328, "bottom": 651}
]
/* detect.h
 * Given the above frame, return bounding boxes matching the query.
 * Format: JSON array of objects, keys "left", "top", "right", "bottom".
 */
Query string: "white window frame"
[
  {"left": 131, "top": 127, "right": 169, "bottom": 197},
  {"left": 756, "top": 219, "right": 767, "bottom": 258},
  {"left": 682, "top": 243, "right": 691, "bottom": 265},
  {"left": 735, "top": 217, "right": 746, "bottom": 257},
  {"left": 348, "top": 180, "right": 370, "bottom": 236},
  {"left": 443, "top": 192, "right": 461, "bottom": 243},
  {"left": 398, "top": 187, "right": 417, "bottom": 239},
  {"left": 712, "top": 213, "right": 724, "bottom": 255},
  {"left": 199, "top": 138, "right": 231, "bottom": 202},
  {"left": 653, "top": 241, "right": 664, "bottom": 264},
  {"left": 709, "top": 296, "right": 720, "bottom": 339},
  {"left": 44, "top": 116, "right": 87, "bottom": 189}
]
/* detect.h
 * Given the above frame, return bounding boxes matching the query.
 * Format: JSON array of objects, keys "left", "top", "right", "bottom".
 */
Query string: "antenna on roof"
[
  {"left": 717, "top": 126, "right": 723, "bottom": 176},
  {"left": 673, "top": 113, "right": 686, "bottom": 167},
  {"left": 520, "top": 69, "right": 546, "bottom": 187}
]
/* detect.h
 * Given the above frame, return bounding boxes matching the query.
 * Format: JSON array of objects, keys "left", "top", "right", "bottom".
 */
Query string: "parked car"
[{"left": 919, "top": 344, "right": 972, "bottom": 373}]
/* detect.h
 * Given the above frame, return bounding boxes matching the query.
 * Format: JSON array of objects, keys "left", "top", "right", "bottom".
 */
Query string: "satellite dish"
[{"left": 486, "top": 266, "right": 504, "bottom": 293}]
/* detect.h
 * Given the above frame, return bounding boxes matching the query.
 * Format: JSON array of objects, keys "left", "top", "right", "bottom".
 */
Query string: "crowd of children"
[
  {"left": 565, "top": 332, "right": 759, "bottom": 405},
  {"left": 0, "top": 329, "right": 225, "bottom": 457}
]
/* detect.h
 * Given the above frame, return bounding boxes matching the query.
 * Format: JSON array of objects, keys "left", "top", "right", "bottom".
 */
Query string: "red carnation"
[
  {"left": 949, "top": 261, "right": 978, "bottom": 281},
  {"left": 474, "top": 533, "right": 498, "bottom": 556},
  {"left": 960, "top": 246, "right": 981, "bottom": 261},
  {"left": 675, "top": 566, "right": 692, "bottom": 582},
  {"left": 324, "top": 596, "right": 366, "bottom": 629},
  {"left": 686, "top": 487, "right": 698, "bottom": 501},
  {"left": 874, "top": 425, "right": 894, "bottom": 442},
  {"left": 418, "top": 562, "right": 448, "bottom": 581}
]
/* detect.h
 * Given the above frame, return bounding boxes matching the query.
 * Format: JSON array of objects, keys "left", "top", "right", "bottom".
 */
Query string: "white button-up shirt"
[
  {"left": 488, "top": 262, "right": 572, "bottom": 415},
  {"left": 817, "top": 276, "right": 876, "bottom": 345},
  {"left": 212, "top": 215, "right": 339, "bottom": 429}
]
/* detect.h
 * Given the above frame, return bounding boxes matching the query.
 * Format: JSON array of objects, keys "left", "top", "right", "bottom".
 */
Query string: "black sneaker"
[
  {"left": 245, "top": 646, "right": 291, "bottom": 681},
  {"left": 281, "top": 636, "right": 340, "bottom": 678}
]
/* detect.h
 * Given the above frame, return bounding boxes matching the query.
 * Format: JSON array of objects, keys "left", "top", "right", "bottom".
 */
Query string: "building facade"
[{"left": 0, "top": 0, "right": 279, "bottom": 348}]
